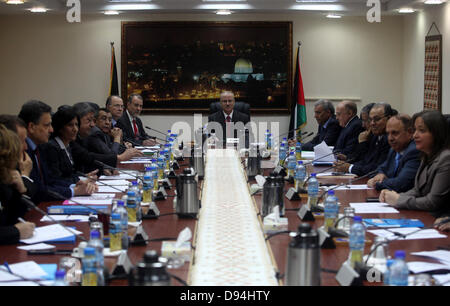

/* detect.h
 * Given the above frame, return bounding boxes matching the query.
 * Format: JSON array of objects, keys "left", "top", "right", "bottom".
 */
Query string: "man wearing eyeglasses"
[{"left": 335, "top": 102, "right": 392, "bottom": 176}]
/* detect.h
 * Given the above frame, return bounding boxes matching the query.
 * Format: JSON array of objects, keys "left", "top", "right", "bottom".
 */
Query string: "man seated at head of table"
[
  {"left": 367, "top": 114, "right": 420, "bottom": 192},
  {"left": 380, "top": 110, "right": 450, "bottom": 223},
  {"left": 334, "top": 102, "right": 393, "bottom": 176},
  {"left": 0, "top": 124, "right": 36, "bottom": 244},
  {"left": 302, "top": 99, "right": 342, "bottom": 151},
  {"left": 85, "top": 107, "right": 143, "bottom": 162}
]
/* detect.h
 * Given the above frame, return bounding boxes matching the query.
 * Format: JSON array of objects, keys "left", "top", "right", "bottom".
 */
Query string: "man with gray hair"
[{"left": 302, "top": 99, "right": 341, "bottom": 151}]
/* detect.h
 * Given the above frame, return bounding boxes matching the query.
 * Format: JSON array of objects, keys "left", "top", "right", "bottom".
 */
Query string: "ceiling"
[{"left": 0, "top": 0, "right": 441, "bottom": 16}]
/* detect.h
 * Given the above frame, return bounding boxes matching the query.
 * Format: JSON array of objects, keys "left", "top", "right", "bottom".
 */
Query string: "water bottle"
[
  {"left": 126, "top": 191, "right": 138, "bottom": 222},
  {"left": 281, "top": 137, "right": 288, "bottom": 149},
  {"left": 207, "top": 132, "right": 218, "bottom": 149},
  {"left": 279, "top": 143, "right": 287, "bottom": 167},
  {"left": 82, "top": 247, "right": 98, "bottom": 286},
  {"left": 307, "top": 173, "right": 319, "bottom": 208},
  {"left": 157, "top": 156, "right": 165, "bottom": 180},
  {"left": 113, "top": 200, "right": 128, "bottom": 250},
  {"left": 268, "top": 133, "right": 272, "bottom": 151},
  {"left": 163, "top": 145, "right": 171, "bottom": 168},
  {"left": 143, "top": 175, "right": 154, "bottom": 203},
  {"left": 389, "top": 250, "right": 409, "bottom": 286},
  {"left": 348, "top": 216, "right": 365, "bottom": 268},
  {"left": 87, "top": 230, "right": 104, "bottom": 286},
  {"left": 130, "top": 181, "right": 142, "bottom": 221},
  {"left": 324, "top": 190, "right": 339, "bottom": 231},
  {"left": 294, "top": 161, "right": 306, "bottom": 192},
  {"left": 384, "top": 259, "right": 394, "bottom": 286},
  {"left": 287, "top": 151, "right": 297, "bottom": 178},
  {"left": 53, "top": 270, "right": 68, "bottom": 286},
  {"left": 265, "top": 129, "right": 270, "bottom": 149},
  {"left": 295, "top": 141, "right": 302, "bottom": 160},
  {"left": 150, "top": 163, "right": 159, "bottom": 191},
  {"left": 166, "top": 129, "right": 171, "bottom": 143},
  {"left": 109, "top": 213, "right": 123, "bottom": 252}
]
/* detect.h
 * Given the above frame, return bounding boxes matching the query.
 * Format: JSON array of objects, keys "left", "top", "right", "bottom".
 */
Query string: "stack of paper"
[
  {"left": 313, "top": 141, "right": 335, "bottom": 164},
  {"left": 20, "top": 224, "right": 82, "bottom": 245},
  {"left": 368, "top": 227, "right": 447, "bottom": 241},
  {"left": 349, "top": 202, "right": 399, "bottom": 214}
]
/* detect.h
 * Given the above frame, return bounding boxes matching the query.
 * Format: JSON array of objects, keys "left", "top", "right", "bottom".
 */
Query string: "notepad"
[
  {"left": 363, "top": 218, "right": 424, "bottom": 228},
  {"left": 349, "top": 202, "right": 399, "bottom": 214},
  {"left": 20, "top": 224, "right": 82, "bottom": 245},
  {"left": 368, "top": 227, "right": 447, "bottom": 241}
]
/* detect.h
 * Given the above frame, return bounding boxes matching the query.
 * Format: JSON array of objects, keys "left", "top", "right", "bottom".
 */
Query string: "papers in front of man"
[
  {"left": 20, "top": 224, "right": 82, "bottom": 245},
  {"left": 0, "top": 261, "right": 51, "bottom": 286},
  {"left": 349, "top": 202, "right": 399, "bottom": 214},
  {"left": 368, "top": 227, "right": 447, "bottom": 241},
  {"left": 313, "top": 141, "right": 335, "bottom": 163}
]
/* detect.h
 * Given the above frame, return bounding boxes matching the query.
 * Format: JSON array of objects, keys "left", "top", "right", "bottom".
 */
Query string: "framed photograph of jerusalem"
[{"left": 121, "top": 21, "right": 292, "bottom": 113}]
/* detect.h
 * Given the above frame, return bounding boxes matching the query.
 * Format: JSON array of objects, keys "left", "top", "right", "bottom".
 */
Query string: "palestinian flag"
[
  {"left": 109, "top": 42, "right": 119, "bottom": 96},
  {"left": 288, "top": 45, "right": 307, "bottom": 141}
]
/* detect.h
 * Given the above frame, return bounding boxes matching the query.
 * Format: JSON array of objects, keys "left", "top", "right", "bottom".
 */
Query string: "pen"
[
  {"left": 3, "top": 261, "right": 13, "bottom": 274},
  {"left": 18, "top": 217, "right": 26, "bottom": 223}
]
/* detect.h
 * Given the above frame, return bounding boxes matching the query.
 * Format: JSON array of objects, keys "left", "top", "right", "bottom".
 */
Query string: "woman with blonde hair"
[{"left": 0, "top": 124, "right": 35, "bottom": 244}]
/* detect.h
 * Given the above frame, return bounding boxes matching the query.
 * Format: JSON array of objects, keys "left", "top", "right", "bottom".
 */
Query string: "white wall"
[
  {"left": 403, "top": 3, "right": 450, "bottom": 115},
  {"left": 0, "top": 12, "right": 404, "bottom": 137}
]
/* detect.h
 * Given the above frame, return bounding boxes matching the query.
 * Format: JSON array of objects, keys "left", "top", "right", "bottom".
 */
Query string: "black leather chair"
[{"left": 209, "top": 101, "right": 251, "bottom": 119}]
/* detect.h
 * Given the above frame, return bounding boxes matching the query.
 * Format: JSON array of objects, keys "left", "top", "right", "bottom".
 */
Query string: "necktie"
[
  {"left": 226, "top": 115, "right": 231, "bottom": 139},
  {"left": 35, "top": 148, "right": 45, "bottom": 184},
  {"left": 133, "top": 119, "right": 139, "bottom": 138},
  {"left": 394, "top": 153, "right": 401, "bottom": 174}
]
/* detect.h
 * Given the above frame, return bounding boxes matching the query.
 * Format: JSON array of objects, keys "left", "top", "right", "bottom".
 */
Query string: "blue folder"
[{"left": 363, "top": 218, "right": 424, "bottom": 228}]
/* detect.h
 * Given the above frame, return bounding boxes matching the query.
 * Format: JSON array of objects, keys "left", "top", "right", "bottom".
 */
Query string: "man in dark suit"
[
  {"left": 105, "top": 95, "right": 124, "bottom": 127},
  {"left": 116, "top": 94, "right": 156, "bottom": 146},
  {"left": 335, "top": 102, "right": 393, "bottom": 176},
  {"left": 86, "top": 107, "right": 143, "bottom": 161},
  {"left": 333, "top": 100, "right": 364, "bottom": 156},
  {"left": 367, "top": 114, "right": 420, "bottom": 192},
  {"left": 207, "top": 91, "right": 250, "bottom": 147},
  {"left": 302, "top": 99, "right": 341, "bottom": 151}
]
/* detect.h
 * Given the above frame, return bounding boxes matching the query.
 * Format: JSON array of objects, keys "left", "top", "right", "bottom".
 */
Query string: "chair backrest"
[
  {"left": 444, "top": 114, "right": 450, "bottom": 134},
  {"left": 209, "top": 101, "right": 251, "bottom": 118}
]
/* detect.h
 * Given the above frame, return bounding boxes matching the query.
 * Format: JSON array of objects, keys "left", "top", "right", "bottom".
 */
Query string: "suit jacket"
[
  {"left": 397, "top": 148, "right": 450, "bottom": 217},
  {"left": 0, "top": 183, "right": 28, "bottom": 244},
  {"left": 116, "top": 111, "right": 151, "bottom": 146},
  {"left": 208, "top": 110, "right": 250, "bottom": 146},
  {"left": 26, "top": 138, "right": 73, "bottom": 202},
  {"left": 302, "top": 117, "right": 341, "bottom": 151},
  {"left": 350, "top": 134, "right": 390, "bottom": 176},
  {"left": 71, "top": 135, "right": 117, "bottom": 174},
  {"left": 375, "top": 140, "right": 420, "bottom": 192},
  {"left": 43, "top": 138, "right": 79, "bottom": 184},
  {"left": 334, "top": 116, "right": 364, "bottom": 156},
  {"left": 86, "top": 126, "right": 125, "bottom": 155}
]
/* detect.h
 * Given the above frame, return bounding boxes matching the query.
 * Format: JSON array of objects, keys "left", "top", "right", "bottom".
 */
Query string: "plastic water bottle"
[
  {"left": 324, "top": 190, "right": 339, "bottom": 231},
  {"left": 166, "top": 129, "right": 171, "bottom": 143},
  {"left": 130, "top": 181, "right": 142, "bottom": 221},
  {"left": 126, "top": 191, "right": 138, "bottom": 222},
  {"left": 279, "top": 143, "right": 287, "bottom": 167},
  {"left": 307, "top": 173, "right": 319, "bottom": 208},
  {"left": 87, "top": 230, "right": 104, "bottom": 286},
  {"left": 384, "top": 259, "right": 394, "bottom": 286},
  {"left": 157, "top": 156, "right": 165, "bottom": 180},
  {"left": 296, "top": 141, "right": 302, "bottom": 160},
  {"left": 294, "top": 161, "right": 306, "bottom": 191},
  {"left": 163, "top": 145, "right": 171, "bottom": 168},
  {"left": 142, "top": 175, "right": 153, "bottom": 203},
  {"left": 287, "top": 151, "right": 297, "bottom": 178},
  {"left": 389, "top": 250, "right": 409, "bottom": 286},
  {"left": 265, "top": 129, "right": 270, "bottom": 150},
  {"left": 150, "top": 163, "right": 158, "bottom": 191},
  {"left": 112, "top": 200, "right": 128, "bottom": 250},
  {"left": 281, "top": 137, "right": 288, "bottom": 149},
  {"left": 53, "top": 270, "right": 68, "bottom": 286},
  {"left": 109, "top": 213, "right": 123, "bottom": 252},
  {"left": 348, "top": 216, "right": 365, "bottom": 268},
  {"left": 82, "top": 247, "right": 98, "bottom": 286},
  {"left": 207, "top": 132, "right": 219, "bottom": 149}
]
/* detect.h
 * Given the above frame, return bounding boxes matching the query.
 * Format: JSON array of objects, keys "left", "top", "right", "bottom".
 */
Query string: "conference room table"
[{"left": 1, "top": 155, "right": 449, "bottom": 287}]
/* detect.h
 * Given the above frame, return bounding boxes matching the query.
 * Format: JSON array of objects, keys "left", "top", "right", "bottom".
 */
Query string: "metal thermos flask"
[
  {"left": 175, "top": 168, "right": 199, "bottom": 218},
  {"left": 262, "top": 173, "right": 277, "bottom": 217},
  {"left": 247, "top": 143, "right": 261, "bottom": 178},
  {"left": 192, "top": 145, "right": 204, "bottom": 179},
  {"left": 274, "top": 174, "right": 285, "bottom": 216},
  {"left": 285, "top": 223, "right": 321, "bottom": 286}
]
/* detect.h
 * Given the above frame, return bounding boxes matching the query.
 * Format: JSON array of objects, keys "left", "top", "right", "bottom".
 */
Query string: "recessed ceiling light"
[
  {"left": 30, "top": 7, "right": 48, "bottom": 13},
  {"left": 398, "top": 8, "right": 415, "bottom": 13},
  {"left": 326, "top": 13, "right": 342, "bottom": 18},
  {"left": 104, "top": 10, "right": 120, "bottom": 15},
  {"left": 216, "top": 9, "right": 232, "bottom": 15},
  {"left": 424, "top": 0, "right": 444, "bottom": 4},
  {"left": 6, "top": 0, "right": 24, "bottom": 4}
]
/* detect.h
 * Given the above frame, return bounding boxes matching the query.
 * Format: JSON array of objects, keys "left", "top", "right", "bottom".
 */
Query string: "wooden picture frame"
[
  {"left": 423, "top": 34, "right": 442, "bottom": 112},
  {"left": 121, "top": 21, "right": 292, "bottom": 114}
]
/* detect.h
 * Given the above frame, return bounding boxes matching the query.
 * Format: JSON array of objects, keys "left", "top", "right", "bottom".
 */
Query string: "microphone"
[
  {"left": 144, "top": 127, "right": 167, "bottom": 142},
  {"left": 93, "top": 161, "right": 143, "bottom": 183},
  {"left": 145, "top": 126, "right": 167, "bottom": 137},
  {"left": 77, "top": 171, "right": 132, "bottom": 193},
  {"left": 21, "top": 194, "right": 88, "bottom": 242}
]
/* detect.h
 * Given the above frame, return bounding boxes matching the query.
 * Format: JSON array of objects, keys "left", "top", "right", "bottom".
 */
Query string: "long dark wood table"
[{"left": 0, "top": 158, "right": 449, "bottom": 286}]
